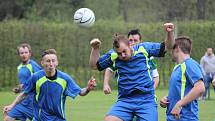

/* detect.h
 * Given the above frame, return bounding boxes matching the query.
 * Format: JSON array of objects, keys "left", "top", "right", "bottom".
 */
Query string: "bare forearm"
[
  {"left": 79, "top": 88, "right": 90, "bottom": 96},
  {"left": 104, "top": 69, "right": 113, "bottom": 85},
  {"left": 89, "top": 48, "right": 100, "bottom": 70},
  {"left": 11, "top": 92, "right": 27, "bottom": 107},
  {"left": 153, "top": 77, "right": 159, "bottom": 89},
  {"left": 177, "top": 81, "right": 205, "bottom": 107},
  {"left": 165, "top": 31, "right": 174, "bottom": 51}
]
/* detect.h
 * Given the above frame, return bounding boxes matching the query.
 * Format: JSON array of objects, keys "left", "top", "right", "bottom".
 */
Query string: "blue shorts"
[
  {"left": 107, "top": 93, "right": 158, "bottom": 121},
  {"left": 8, "top": 103, "right": 33, "bottom": 121}
]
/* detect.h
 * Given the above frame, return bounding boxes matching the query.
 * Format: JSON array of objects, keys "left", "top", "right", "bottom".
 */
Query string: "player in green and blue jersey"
[
  {"left": 4, "top": 49, "right": 96, "bottom": 121},
  {"left": 160, "top": 36, "right": 205, "bottom": 121},
  {"left": 4, "top": 43, "right": 42, "bottom": 121},
  {"left": 89, "top": 23, "right": 174, "bottom": 121}
]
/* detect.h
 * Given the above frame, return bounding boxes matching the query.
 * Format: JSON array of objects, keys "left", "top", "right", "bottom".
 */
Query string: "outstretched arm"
[
  {"left": 89, "top": 38, "right": 101, "bottom": 70},
  {"left": 163, "top": 23, "right": 175, "bottom": 51},
  {"left": 79, "top": 77, "right": 97, "bottom": 96},
  {"left": 103, "top": 68, "right": 113, "bottom": 94}
]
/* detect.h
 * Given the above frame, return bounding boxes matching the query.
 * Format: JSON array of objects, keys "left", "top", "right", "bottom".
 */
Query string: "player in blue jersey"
[
  {"left": 160, "top": 36, "right": 205, "bottom": 121},
  {"left": 89, "top": 23, "right": 174, "bottom": 121},
  {"left": 3, "top": 48, "right": 96, "bottom": 121},
  {"left": 4, "top": 43, "right": 42, "bottom": 121},
  {"left": 103, "top": 29, "right": 160, "bottom": 95}
]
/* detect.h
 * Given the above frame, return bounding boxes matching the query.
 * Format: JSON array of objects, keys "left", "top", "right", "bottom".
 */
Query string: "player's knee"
[
  {"left": 104, "top": 115, "right": 122, "bottom": 121},
  {"left": 4, "top": 116, "right": 14, "bottom": 121},
  {"left": 104, "top": 116, "right": 110, "bottom": 121}
]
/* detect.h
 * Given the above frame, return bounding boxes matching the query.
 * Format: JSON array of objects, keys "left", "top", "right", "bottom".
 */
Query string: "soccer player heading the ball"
[{"left": 89, "top": 23, "right": 174, "bottom": 121}]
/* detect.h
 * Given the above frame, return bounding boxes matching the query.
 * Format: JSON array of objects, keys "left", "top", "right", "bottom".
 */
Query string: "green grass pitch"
[{"left": 0, "top": 89, "right": 215, "bottom": 121}]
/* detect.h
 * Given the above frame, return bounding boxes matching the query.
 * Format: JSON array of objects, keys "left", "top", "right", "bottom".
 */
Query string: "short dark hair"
[
  {"left": 174, "top": 36, "right": 192, "bottom": 54},
  {"left": 41, "top": 49, "right": 57, "bottom": 58},
  {"left": 127, "top": 29, "right": 142, "bottom": 40},
  {"left": 17, "top": 43, "right": 32, "bottom": 54},
  {"left": 113, "top": 34, "right": 129, "bottom": 49}
]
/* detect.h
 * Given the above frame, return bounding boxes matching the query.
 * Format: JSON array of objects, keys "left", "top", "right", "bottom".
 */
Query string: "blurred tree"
[
  {"left": 119, "top": 0, "right": 128, "bottom": 22},
  {"left": 162, "top": 0, "right": 196, "bottom": 21},
  {"left": 197, "top": 0, "right": 206, "bottom": 19},
  {"left": 69, "top": 0, "right": 85, "bottom": 9},
  {"left": 0, "top": 0, "right": 215, "bottom": 22},
  {"left": 0, "top": 0, "right": 24, "bottom": 21}
]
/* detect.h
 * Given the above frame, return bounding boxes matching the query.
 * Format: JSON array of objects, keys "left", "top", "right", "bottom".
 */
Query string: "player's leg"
[
  {"left": 104, "top": 100, "right": 134, "bottom": 121},
  {"left": 6, "top": 108, "right": 27, "bottom": 121},
  {"left": 136, "top": 104, "right": 158, "bottom": 121},
  {"left": 202, "top": 74, "right": 210, "bottom": 99},
  {"left": 6, "top": 103, "right": 33, "bottom": 121},
  {"left": 135, "top": 95, "right": 158, "bottom": 121},
  {"left": 105, "top": 116, "right": 123, "bottom": 121},
  {"left": 4, "top": 115, "right": 15, "bottom": 121},
  {"left": 212, "top": 74, "right": 215, "bottom": 92}
]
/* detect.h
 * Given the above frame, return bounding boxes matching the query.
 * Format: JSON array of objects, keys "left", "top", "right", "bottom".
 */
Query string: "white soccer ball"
[{"left": 74, "top": 8, "right": 95, "bottom": 27}]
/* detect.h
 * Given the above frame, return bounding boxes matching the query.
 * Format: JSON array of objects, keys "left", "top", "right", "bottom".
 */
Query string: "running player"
[
  {"left": 4, "top": 43, "right": 42, "bottom": 121},
  {"left": 4, "top": 48, "right": 96, "bottom": 121}
]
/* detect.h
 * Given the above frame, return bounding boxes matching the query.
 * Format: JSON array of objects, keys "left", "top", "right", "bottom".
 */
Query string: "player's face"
[
  {"left": 128, "top": 34, "right": 141, "bottom": 46},
  {"left": 18, "top": 47, "right": 31, "bottom": 64},
  {"left": 41, "top": 54, "right": 58, "bottom": 73},
  {"left": 171, "top": 45, "right": 179, "bottom": 63},
  {"left": 115, "top": 42, "right": 132, "bottom": 61}
]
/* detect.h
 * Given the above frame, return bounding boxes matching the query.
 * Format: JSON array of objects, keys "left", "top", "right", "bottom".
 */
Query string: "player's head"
[
  {"left": 41, "top": 49, "right": 58, "bottom": 73},
  {"left": 206, "top": 47, "right": 213, "bottom": 56},
  {"left": 171, "top": 36, "right": 192, "bottom": 62},
  {"left": 127, "top": 29, "right": 141, "bottom": 46},
  {"left": 113, "top": 34, "right": 132, "bottom": 61},
  {"left": 17, "top": 43, "right": 32, "bottom": 63}
]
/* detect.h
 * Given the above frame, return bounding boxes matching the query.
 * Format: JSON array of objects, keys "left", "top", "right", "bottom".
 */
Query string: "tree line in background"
[
  {"left": 0, "top": 21, "right": 214, "bottom": 90},
  {"left": 0, "top": 0, "right": 215, "bottom": 22}
]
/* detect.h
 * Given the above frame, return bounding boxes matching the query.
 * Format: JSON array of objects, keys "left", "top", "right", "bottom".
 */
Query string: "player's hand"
[
  {"left": 3, "top": 105, "right": 13, "bottom": 114},
  {"left": 12, "top": 87, "right": 22, "bottom": 94},
  {"left": 103, "top": 84, "right": 112, "bottom": 94},
  {"left": 12, "top": 84, "right": 23, "bottom": 94},
  {"left": 164, "top": 23, "right": 174, "bottom": 32},
  {"left": 87, "top": 77, "right": 97, "bottom": 91},
  {"left": 160, "top": 96, "right": 169, "bottom": 108},
  {"left": 171, "top": 101, "right": 182, "bottom": 120},
  {"left": 212, "top": 79, "right": 215, "bottom": 87},
  {"left": 90, "top": 38, "right": 101, "bottom": 49}
]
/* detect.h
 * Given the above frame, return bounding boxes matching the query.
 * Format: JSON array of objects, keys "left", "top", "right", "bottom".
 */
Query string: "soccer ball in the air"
[{"left": 74, "top": 8, "right": 95, "bottom": 27}]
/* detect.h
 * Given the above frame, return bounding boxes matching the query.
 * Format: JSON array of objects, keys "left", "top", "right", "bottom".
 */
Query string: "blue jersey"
[
  {"left": 167, "top": 58, "right": 203, "bottom": 120},
  {"left": 24, "top": 70, "right": 81, "bottom": 121},
  {"left": 97, "top": 42, "right": 164, "bottom": 98},
  {"left": 17, "top": 59, "right": 42, "bottom": 106},
  {"left": 17, "top": 59, "right": 42, "bottom": 84}
]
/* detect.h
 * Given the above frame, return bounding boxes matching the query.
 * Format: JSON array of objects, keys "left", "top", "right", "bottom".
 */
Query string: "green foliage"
[
  {"left": 1, "top": 0, "right": 215, "bottom": 22},
  {"left": 0, "top": 20, "right": 215, "bottom": 89}
]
